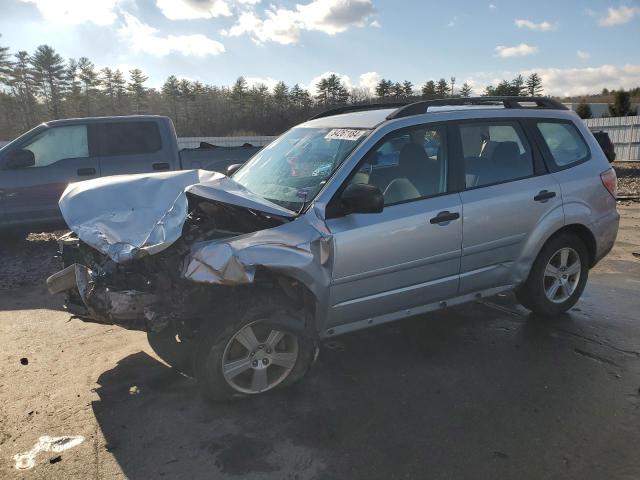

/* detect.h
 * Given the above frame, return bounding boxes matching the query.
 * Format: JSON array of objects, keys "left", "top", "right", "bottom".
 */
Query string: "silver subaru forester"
[{"left": 49, "top": 97, "right": 619, "bottom": 400}]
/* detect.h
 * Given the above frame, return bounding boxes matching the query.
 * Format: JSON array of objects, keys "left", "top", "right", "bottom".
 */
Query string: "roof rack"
[
  {"left": 309, "top": 102, "right": 408, "bottom": 120},
  {"left": 386, "top": 96, "right": 568, "bottom": 120}
]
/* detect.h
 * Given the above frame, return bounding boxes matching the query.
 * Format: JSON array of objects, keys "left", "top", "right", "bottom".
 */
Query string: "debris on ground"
[
  {"left": 614, "top": 162, "right": 640, "bottom": 197},
  {"left": 129, "top": 386, "right": 141, "bottom": 395},
  {"left": 13, "top": 435, "right": 84, "bottom": 470},
  {"left": 20, "top": 358, "right": 28, "bottom": 365},
  {"left": 49, "top": 455, "right": 62, "bottom": 464},
  {"left": 0, "top": 231, "right": 65, "bottom": 290}
]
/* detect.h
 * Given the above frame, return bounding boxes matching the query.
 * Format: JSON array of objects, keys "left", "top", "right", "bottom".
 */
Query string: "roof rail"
[
  {"left": 309, "top": 102, "right": 408, "bottom": 120},
  {"left": 386, "top": 96, "right": 568, "bottom": 120}
]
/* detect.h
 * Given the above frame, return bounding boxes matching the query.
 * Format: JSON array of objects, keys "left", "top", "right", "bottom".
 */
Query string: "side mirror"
[
  {"left": 340, "top": 183, "right": 384, "bottom": 215},
  {"left": 6, "top": 149, "right": 35, "bottom": 169},
  {"left": 226, "top": 163, "right": 243, "bottom": 176}
]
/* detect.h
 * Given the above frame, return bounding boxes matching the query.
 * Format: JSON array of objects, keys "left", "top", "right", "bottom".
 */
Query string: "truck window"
[
  {"left": 93, "top": 122, "right": 162, "bottom": 156},
  {"left": 21, "top": 125, "right": 88, "bottom": 167}
]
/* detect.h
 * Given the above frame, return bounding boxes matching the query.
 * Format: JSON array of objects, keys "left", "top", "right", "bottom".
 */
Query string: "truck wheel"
[
  {"left": 147, "top": 328, "right": 195, "bottom": 377},
  {"left": 194, "top": 293, "right": 317, "bottom": 402},
  {"left": 516, "top": 234, "right": 589, "bottom": 316}
]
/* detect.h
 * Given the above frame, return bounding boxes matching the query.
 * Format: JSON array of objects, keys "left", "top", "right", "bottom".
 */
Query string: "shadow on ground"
[{"left": 91, "top": 292, "right": 640, "bottom": 480}]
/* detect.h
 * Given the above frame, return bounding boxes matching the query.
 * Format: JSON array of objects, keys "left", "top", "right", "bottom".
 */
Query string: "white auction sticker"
[{"left": 325, "top": 129, "right": 365, "bottom": 141}]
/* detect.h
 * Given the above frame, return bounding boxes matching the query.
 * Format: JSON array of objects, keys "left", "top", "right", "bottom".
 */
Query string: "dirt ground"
[
  {"left": 0, "top": 205, "right": 639, "bottom": 479},
  {"left": 614, "top": 162, "right": 640, "bottom": 197}
]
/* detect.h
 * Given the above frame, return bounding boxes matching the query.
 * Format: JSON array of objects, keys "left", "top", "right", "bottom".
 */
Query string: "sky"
[{"left": 0, "top": 0, "right": 639, "bottom": 97}]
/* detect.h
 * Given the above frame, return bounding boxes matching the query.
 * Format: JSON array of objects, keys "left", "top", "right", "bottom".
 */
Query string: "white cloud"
[
  {"left": 155, "top": 0, "right": 232, "bottom": 20},
  {"left": 489, "top": 3, "right": 496, "bottom": 9},
  {"left": 596, "top": 5, "right": 640, "bottom": 26},
  {"left": 514, "top": 19, "right": 556, "bottom": 31},
  {"left": 245, "top": 76, "right": 280, "bottom": 91},
  {"left": 447, "top": 16, "right": 457, "bottom": 27},
  {"left": 577, "top": 49, "right": 590, "bottom": 60},
  {"left": 119, "top": 13, "right": 225, "bottom": 57},
  {"left": 522, "top": 64, "right": 640, "bottom": 97},
  {"left": 495, "top": 43, "right": 538, "bottom": 58},
  {"left": 358, "top": 71, "right": 381, "bottom": 94},
  {"left": 369, "top": 19, "right": 381, "bottom": 27},
  {"left": 222, "top": 0, "right": 375, "bottom": 44},
  {"left": 20, "top": 0, "right": 123, "bottom": 26}
]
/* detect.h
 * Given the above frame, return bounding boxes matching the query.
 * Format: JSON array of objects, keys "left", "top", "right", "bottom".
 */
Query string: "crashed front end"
[{"left": 47, "top": 170, "right": 331, "bottom": 333}]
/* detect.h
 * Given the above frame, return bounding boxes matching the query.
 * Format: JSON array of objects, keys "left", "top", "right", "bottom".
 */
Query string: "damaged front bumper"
[{"left": 47, "top": 263, "right": 168, "bottom": 331}]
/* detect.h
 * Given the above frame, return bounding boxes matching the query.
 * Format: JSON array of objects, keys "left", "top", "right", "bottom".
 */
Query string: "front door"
[
  {"left": 325, "top": 123, "right": 462, "bottom": 328},
  {"left": 0, "top": 124, "right": 99, "bottom": 227}
]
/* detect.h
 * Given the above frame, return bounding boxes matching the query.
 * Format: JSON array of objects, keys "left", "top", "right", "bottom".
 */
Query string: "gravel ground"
[
  {"left": 0, "top": 232, "right": 65, "bottom": 290},
  {"left": 614, "top": 162, "right": 640, "bottom": 197}
]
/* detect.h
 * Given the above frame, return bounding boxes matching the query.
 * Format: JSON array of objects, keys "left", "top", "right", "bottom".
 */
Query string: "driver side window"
[
  {"left": 21, "top": 125, "right": 89, "bottom": 168},
  {"left": 351, "top": 125, "right": 447, "bottom": 205}
]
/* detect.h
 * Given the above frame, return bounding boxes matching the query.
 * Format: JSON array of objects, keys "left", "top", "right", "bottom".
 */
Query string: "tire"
[
  {"left": 147, "top": 327, "right": 195, "bottom": 377},
  {"left": 516, "top": 234, "right": 589, "bottom": 316},
  {"left": 194, "top": 291, "right": 317, "bottom": 402}
]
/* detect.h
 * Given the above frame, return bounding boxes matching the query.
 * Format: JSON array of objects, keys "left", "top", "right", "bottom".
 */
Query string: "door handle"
[
  {"left": 534, "top": 190, "right": 556, "bottom": 202},
  {"left": 430, "top": 211, "right": 460, "bottom": 224},
  {"left": 77, "top": 167, "right": 96, "bottom": 176},
  {"left": 152, "top": 162, "right": 170, "bottom": 171}
]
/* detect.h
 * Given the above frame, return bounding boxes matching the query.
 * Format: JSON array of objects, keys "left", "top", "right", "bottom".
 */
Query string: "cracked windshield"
[{"left": 233, "top": 127, "right": 369, "bottom": 211}]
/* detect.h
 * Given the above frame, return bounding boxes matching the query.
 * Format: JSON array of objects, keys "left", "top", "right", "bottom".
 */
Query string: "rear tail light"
[{"left": 600, "top": 168, "right": 617, "bottom": 199}]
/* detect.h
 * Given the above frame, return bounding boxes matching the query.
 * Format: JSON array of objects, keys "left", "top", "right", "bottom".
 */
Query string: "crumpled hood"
[{"left": 59, "top": 169, "right": 294, "bottom": 263}]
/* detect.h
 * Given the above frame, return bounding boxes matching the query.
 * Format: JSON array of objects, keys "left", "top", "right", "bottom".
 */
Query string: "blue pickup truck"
[{"left": 0, "top": 115, "right": 262, "bottom": 232}]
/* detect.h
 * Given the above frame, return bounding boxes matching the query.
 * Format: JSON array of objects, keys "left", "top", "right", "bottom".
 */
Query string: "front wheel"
[
  {"left": 516, "top": 234, "right": 589, "bottom": 316},
  {"left": 194, "top": 293, "right": 317, "bottom": 402}
]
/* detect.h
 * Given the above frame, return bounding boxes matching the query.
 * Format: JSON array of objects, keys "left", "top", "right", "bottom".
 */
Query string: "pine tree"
[
  {"left": 127, "top": 68, "right": 148, "bottom": 114},
  {"left": 375, "top": 79, "right": 392, "bottom": 99},
  {"left": 421, "top": 80, "right": 436, "bottom": 99},
  {"left": 435, "top": 78, "right": 449, "bottom": 98},
  {"left": 575, "top": 99, "right": 592, "bottom": 119},
  {"left": 0, "top": 34, "right": 11, "bottom": 86},
  {"left": 66, "top": 59, "right": 83, "bottom": 116},
  {"left": 460, "top": 82, "right": 472, "bottom": 97},
  {"left": 391, "top": 82, "right": 405, "bottom": 99},
  {"left": 511, "top": 75, "right": 526, "bottom": 96},
  {"left": 609, "top": 90, "right": 635, "bottom": 117},
  {"left": 78, "top": 57, "right": 99, "bottom": 115},
  {"left": 161, "top": 75, "right": 180, "bottom": 123},
  {"left": 9, "top": 51, "right": 37, "bottom": 129},
  {"left": 30, "top": 45, "right": 67, "bottom": 118},
  {"left": 112, "top": 69, "right": 127, "bottom": 113},
  {"left": 526, "top": 73, "right": 543, "bottom": 96},
  {"left": 402, "top": 80, "right": 414, "bottom": 98}
]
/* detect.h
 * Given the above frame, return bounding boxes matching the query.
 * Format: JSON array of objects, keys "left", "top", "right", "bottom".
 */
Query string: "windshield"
[{"left": 233, "top": 127, "right": 369, "bottom": 211}]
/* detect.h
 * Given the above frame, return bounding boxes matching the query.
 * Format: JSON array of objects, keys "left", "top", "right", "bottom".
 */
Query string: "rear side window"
[
  {"left": 92, "top": 122, "right": 162, "bottom": 156},
  {"left": 536, "top": 121, "right": 589, "bottom": 167},
  {"left": 459, "top": 121, "right": 534, "bottom": 188}
]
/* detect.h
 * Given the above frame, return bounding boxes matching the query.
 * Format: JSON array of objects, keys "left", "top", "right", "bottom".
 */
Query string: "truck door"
[
  {"left": 93, "top": 121, "right": 172, "bottom": 176},
  {"left": 0, "top": 124, "right": 99, "bottom": 228}
]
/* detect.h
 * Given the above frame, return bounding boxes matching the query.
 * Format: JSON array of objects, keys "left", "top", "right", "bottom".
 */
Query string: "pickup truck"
[{"left": 0, "top": 115, "right": 262, "bottom": 232}]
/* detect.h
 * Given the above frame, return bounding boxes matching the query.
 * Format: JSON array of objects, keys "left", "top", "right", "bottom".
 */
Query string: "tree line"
[{"left": 0, "top": 36, "right": 630, "bottom": 141}]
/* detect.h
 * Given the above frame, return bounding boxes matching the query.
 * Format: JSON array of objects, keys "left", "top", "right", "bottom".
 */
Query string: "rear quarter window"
[
  {"left": 537, "top": 121, "right": 589, "bottom": 168},
  {"left": 92, "top": 122, "right": 162, "bottom": 156}
]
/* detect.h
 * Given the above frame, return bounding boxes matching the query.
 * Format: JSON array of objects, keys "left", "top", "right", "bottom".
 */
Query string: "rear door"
[
  {"left": 456, "top": 119, "right": 563, "bottom": 294},
  {"left": 93, "top": 121, "right": 170, "bottom": 176},
  {"left": 0, "top": 124, "right": 99, "bottom": 227},
  {"left": 325, "top": 123, "right": 463, "bottom": 329}
]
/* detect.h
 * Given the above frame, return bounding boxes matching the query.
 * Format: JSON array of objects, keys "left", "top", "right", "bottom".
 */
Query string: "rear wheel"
[
  {"left": 516, "top": 234, "right": 589, "bottom": 316},
  {"left": 194, "top": 292, "right": 316, "bottom": 402}
]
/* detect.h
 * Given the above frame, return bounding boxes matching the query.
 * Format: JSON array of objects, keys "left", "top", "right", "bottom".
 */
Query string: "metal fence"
[
  {"left": 585, "top": 116, "right": 640, "bottom": 162},
  {"left": 177, "top": 136, "right": 277, "bottom": 149}
]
